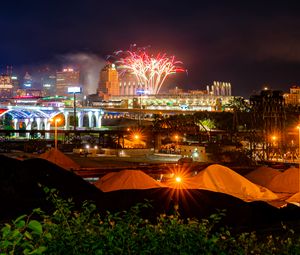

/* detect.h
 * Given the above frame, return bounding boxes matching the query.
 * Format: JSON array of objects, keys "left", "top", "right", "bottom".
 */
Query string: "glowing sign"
[
  {"left": 136, "top": 89, "right": 145, "bottom": 95},
  {"left": 68, "top": 87, "right": 81, "bottom": 94}
]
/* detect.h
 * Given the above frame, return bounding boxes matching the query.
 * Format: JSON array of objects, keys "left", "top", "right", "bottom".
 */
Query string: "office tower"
[
  {"left": 98, "top": 63, "right": 119, "bottom": 98},
  {"left": 56, "top": 68, "right": 80, "bottom": 97},
  {"left": 23, "top": 72, "right": 33, "bottom": 88},
  {"left": 0, "top": 74, "right": 14, "bottom": 98},
  {"left": 41, "top": 74, "right": 56, "bottom": 97}
]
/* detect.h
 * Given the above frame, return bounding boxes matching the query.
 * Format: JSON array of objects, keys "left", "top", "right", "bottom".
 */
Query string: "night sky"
[{"left": 1, "top": 0, "right": 300, "bottom": 98}]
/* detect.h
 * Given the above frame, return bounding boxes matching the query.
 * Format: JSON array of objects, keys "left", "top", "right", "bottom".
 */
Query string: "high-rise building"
[
  {"left": 41, "top": 74, "right": 56, "bottom": 97},
  {"left": 0, "top": 74, "right": 14, "bottom": 98},
  {"left": 11, "top": 75, "right": 19, "bottom": 95},
  {"left": 97, "top": 63, "right": 119, "bottom": 98},
  {"left": 23, "top": 72, "right": 33, "bottom": 88},
  {"left": 56, "top": 68, "right": 80, "bottom": 97}
]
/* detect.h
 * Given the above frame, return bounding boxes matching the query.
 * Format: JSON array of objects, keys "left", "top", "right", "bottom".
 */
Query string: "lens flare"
[{"left": 175, "top": 176, "right": 182, "bottom": 183}]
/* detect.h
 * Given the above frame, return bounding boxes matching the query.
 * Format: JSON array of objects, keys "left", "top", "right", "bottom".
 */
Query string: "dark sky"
[{"left": 1, "top": 0, "right": 300, "bottom": 97}]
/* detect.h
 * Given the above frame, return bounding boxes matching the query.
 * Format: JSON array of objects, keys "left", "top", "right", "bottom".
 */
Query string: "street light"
[
  {"left": 271, "top": 135, "right": 277, "bottom": 145},
  {"left": 136, "top": 89, "right": 145, "bottom": 126},
  {"left": 50, "top": 118, "right": 61, "bottom": 150},
  {"left": 68, "top": 87, "right": 82, "bottom": 131}
]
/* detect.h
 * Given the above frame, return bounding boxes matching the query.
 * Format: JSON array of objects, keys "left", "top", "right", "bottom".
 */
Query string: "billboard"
[{"left": 68, "top": 87, "right": 81, "bottom": 94}]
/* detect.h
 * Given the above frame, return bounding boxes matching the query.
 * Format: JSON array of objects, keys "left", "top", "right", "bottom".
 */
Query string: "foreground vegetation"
[{"left": 1, "top": 189, "right": 300, "bottom": 255}]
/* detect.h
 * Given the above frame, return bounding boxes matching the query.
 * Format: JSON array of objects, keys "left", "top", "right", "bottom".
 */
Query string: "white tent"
[
  {"left": 39, "top": 148, "right": 80, "bottom": 171},
  {"left": 95, "top": 170, "right": 166, "bottom": 192},
  {"left": 179, "top": 164, "right": 278, "bottom": 202},
  {"left": 245, "top": 166, "right": 281, "bottom": 187}
]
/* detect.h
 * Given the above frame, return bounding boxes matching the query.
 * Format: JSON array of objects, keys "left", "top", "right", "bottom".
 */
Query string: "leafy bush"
[{"left": 1, "top": 188, "right": 300, "bottom": 254}]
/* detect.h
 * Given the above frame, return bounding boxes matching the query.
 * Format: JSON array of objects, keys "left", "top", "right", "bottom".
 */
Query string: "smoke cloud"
[{"left": 59, "top": 53, "right": 106, "bottom": 96}]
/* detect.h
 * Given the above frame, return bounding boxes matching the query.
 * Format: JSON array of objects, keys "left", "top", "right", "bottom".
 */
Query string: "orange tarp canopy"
[
  {"left": 95, "top": 170, "right": 166, "bottom": 192},
  {"left": 167, "top": 164, "right": 278, "bottom": 202},
  {"left": 39, "top": 148, "right": 80, "bottom": 171}
]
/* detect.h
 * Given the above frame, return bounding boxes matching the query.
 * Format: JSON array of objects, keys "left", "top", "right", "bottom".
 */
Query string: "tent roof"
[
  {"left": 267, "top": 167, "right": 300, "bottom": 194},
  {"left": 245, "top": 166, "right": 281, "bottom": 187},
  {"left": 286, "top": 192, "right": 300, "bottom": 205},
  {"left": 181, "top": 164, "right": 277, "bottom": 202},
  {"left": 95, "top": 170, "right": 166, "bottom": 192},
  {"left": 39, "top": 148, "right": 80, "bottom": 170}
]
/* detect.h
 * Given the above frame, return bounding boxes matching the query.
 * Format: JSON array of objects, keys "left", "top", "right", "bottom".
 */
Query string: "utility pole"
[
  {"left": 73, "top": 92, "right": 76, "bottom": 131},
  {"left": 68, "top": 86, "right": 81, "bottom": 131}
]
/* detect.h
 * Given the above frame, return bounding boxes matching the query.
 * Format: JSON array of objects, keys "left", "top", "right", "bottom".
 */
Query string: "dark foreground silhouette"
[{"left": 1, "top": 155, "right": 300, "bottom": 233}]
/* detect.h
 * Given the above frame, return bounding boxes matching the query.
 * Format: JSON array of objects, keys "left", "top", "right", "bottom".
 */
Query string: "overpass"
[{"left": 0, "top": 105, "right": 104, "bottom": 138}]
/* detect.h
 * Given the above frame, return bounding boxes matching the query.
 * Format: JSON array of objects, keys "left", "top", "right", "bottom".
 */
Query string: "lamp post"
[
  {"left": 271, "top": 135, "right": 277, "bottom": 161},
  {"left": 136, "top": 89, "right": 145, "bottom": 126},
  {"left": 73, "top": 92, "right": 76, "bottom": 131},
  {"left": 51, "top": 118, "right": 61, "bottom": 150},
  {"left": 67, "top": 87, "right": 81, "bottom": 131}
]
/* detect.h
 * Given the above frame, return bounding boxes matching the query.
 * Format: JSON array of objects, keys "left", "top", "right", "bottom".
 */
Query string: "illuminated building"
[
  {"left": 91, "top": 80, "right": 234, "bottom": 111},
  {"left": 23, "top": 72, "right": 33, "bottom": 88},
  {"left": 56, "top": 68, "right": 80, "bottom": 97},
  {"left": 11, "top": 75, "right": 19, "bottom": 93},
  {"left": 9, "top": 95, "right": 41, "bottom": 106},
  {"left": 98, "top": 63, "right": 119, "bottom": 98},
  {"left": 119, "top": 72, "right": 144, "bottom": 96},
  {"left": 99, "top": 92, "right": 233, "bottom": 111},
  {"left": 15, "top": 88, "right": 43, "bottom": 97},
  {"left": 37, "top": 96, "right": 71, "bottom": 107},
  {"left": 41, "top": 74, "right": 56, "bottom": 97},
  {"left": 284, "top": 86, "right": 300, "bottom": 105},
  {"left": 0, "top": 74, "right": 14, "bottom": 98}
]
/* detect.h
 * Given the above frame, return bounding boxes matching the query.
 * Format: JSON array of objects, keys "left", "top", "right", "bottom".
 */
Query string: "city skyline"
[{"left": 0, "top": 1, "right": 300, "bottom": 97}]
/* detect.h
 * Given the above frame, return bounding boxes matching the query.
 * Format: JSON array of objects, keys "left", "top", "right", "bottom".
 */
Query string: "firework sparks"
[{"left": 114, "top": 48, "right": 184, "bottom": 94}]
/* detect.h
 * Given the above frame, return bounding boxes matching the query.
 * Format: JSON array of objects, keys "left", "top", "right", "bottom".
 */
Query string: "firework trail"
[{"left": 113, "top": 47, "right": 184, "bottom": 94}]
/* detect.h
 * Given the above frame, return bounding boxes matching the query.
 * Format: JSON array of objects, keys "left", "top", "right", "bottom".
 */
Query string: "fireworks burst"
[{"left": 113, "top": 47, "right": 185, "bottom": 94}]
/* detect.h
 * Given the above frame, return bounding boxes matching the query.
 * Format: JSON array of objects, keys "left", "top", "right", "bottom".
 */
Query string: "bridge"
[{"left": 0, "top": 105, "right": 104, "bottom": 138}]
